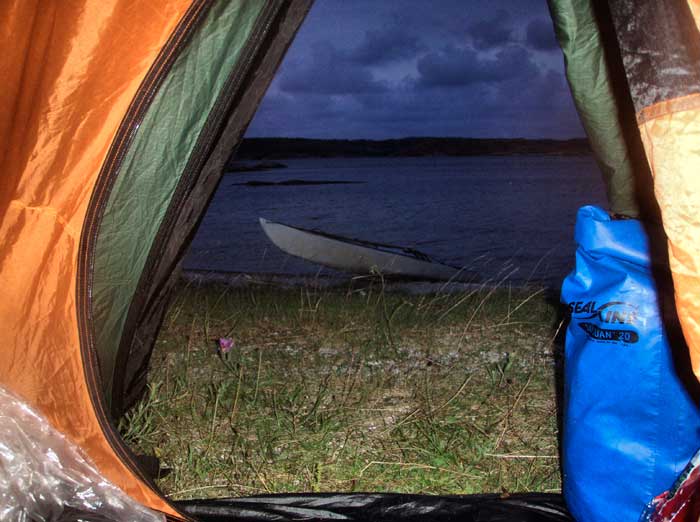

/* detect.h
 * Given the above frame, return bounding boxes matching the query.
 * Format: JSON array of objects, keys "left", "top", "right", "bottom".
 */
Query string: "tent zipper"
[
  {"left": 145, "top": 1, "right": 286, "bottom": 249},
  {"left": 77, "top": 0, "right": 210, "bottom": 517}
]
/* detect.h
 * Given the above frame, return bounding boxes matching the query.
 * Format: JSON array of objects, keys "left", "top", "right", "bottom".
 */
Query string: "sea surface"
[{"left": 184, "top": 155, "right": 607, "bottom": 288}]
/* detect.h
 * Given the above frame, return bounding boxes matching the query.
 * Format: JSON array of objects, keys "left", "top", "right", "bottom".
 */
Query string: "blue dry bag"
[{"left": 561, "top": 206, "right": 700, "bottom": 522}]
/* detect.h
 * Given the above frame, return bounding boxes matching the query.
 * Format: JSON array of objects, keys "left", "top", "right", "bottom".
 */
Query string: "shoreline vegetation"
[
  {"left": 121, "top": 274, "right": 564, "bottom": 500},
  {"left": 230, "top": 179, "right": 365, "bottom": 187},
  {"left": 228, "top": 137, "right": 591, "bottom": 165}
]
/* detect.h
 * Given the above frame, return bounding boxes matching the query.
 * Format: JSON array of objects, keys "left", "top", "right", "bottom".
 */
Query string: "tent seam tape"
[
  {"left": 637, "top": 93, "right": 700, "bottom": 124},
  {"left": 8, "top": 200, "right": 77, "bottom": 237}
]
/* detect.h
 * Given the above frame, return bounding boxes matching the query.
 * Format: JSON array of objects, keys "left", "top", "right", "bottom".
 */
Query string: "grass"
[{"left": 121, "top": 277, "right": 564, "bottom": 500}]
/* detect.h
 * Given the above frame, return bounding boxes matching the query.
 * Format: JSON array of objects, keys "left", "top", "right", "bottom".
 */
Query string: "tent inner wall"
[{"left": 0, "top": 0, "right": 200, "bottom": 516}]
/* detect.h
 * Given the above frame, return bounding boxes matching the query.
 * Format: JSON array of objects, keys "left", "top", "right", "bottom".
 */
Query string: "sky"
[{"left": 245, "top": 0, "right": 585, "bottom": 140}]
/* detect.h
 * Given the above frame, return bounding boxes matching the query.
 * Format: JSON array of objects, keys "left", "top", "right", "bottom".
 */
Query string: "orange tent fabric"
[
  {"left": 0, "top": 0, "right": 198, "bottom": 517},
  {"left": 639, "top": 98, "right": 700, "bottom": 380},
  {"left": 607, "top": 0, "right": 700, "bottom": 381}
]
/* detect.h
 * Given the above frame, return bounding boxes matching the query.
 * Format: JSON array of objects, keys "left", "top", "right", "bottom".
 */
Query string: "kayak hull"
[{"left": 259, "top": 218, "right": 469, "bottom": 282}]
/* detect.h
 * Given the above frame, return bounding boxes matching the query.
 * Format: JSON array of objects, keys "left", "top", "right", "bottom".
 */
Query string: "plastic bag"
[
  {"left": 0, "top": 385, "right": 164, "bottom": 522},
  {"left": 561, "top": 206, "right": 700, "bottom": 522},
  {"left": 641, "top": 447, "right": 700, "bottom": 522}
]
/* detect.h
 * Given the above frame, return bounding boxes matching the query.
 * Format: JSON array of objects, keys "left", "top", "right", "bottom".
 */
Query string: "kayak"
[{"left": 259, "top": 217, "right": 473, "bottom": 282}]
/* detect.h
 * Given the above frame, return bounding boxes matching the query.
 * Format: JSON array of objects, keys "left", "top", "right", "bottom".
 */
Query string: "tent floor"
[{"left": 177, "top": 492, "right": 572, "bottom": 521}]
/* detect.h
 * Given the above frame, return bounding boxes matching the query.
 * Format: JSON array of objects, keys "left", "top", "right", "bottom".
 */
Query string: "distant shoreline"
[
  {"left": 230, "top": 179, "right": 365, "bottom": 187},
  {"left": 231, "top": 136, "right": 591, "bottom": 163},
  {"left": 180, "top": 268, "right": 558, "bottom": 293}
]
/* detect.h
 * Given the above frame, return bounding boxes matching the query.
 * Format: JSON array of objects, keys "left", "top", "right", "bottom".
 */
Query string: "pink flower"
[{"left": 218, "top": 337, "right": 234, "bottom": 354}]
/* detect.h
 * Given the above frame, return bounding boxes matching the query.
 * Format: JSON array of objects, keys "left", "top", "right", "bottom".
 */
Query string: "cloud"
[
  {"left": 278, "top": 42, "right": 387, "bottom": 95},
  {"left": 467, "top": 9, "right": 515, "bottom": 49},
  {"left": 416, "top": 44, "right": 538, "bottom": 88},
  {"left": 247, "top": 90, "right": 352, "bottom": 137},
  {"left": 248, "top": 58, "right": 583, "bottom": 140},
  {"left": 525, "top": 17, "right": 560, "bottom": 51},
  {"left": 245, "top": 1, "right": 583, "bottom": 140},
  {"left": 348, "top": 26, "right": 425, "bottom": 65}
]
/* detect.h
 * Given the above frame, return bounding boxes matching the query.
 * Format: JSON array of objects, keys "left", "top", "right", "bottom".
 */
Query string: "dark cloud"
[
  {"left": 416, "top": 45, "right": 538, "bottom": 88},
  {"left": 467, "top": 10, "right": 515, "bottom": 49},
  {"left": 278, "top": 42, "right": 387, "bottom": 95},
  {"left": 249, "top": 57, "right": 582, "bottom": 140},
  {"left": 526, "top": 17, "right": 560, "bottom": 51},
  {"left": 249, "top": 90, "right": 355, "bottom": 137},
  {"left": 349, "top": 26, "right": 425, "bottom": 65},
  {"left": 245, "top": 0, "right": 582, "bottom": 139}
]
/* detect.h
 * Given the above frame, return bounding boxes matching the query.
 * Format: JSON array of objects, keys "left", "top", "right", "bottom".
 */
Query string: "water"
[{"left": 184, "top": 155, "right": 607, "bottom": 288}]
